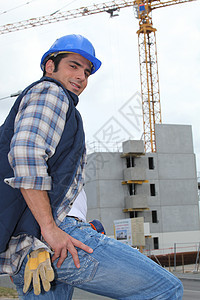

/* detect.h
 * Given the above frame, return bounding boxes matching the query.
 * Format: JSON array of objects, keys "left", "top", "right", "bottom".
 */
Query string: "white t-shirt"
[{"left": 67, "top": 189, "right": 87, "bottom": 222}]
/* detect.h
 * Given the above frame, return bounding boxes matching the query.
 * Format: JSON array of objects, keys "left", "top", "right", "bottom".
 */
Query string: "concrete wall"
[
  {"left": 122, "top": 140, "right": 144, "bottom": 154},
  {"left": 157, "top": 154, "right": 197, "bottom": 179},
  {"left": 85, "top": 152, "right": 125, "bottom": 235},
  {"left": 155, "top": 124, "right": 194, "bottom": 154},
  {"left": 148, "top": 124, "right": 200, "bottom": 250},
  {"left": 125, "top": 195, "right": 148, "bottom": 209},
  {"left": 124, "top": 167, "right": 146, "bottom": 181}
]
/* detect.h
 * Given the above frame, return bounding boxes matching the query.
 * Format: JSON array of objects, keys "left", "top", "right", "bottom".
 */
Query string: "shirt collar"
[{"left": 41, "top": 76, "right": 79, "bottom": 106}]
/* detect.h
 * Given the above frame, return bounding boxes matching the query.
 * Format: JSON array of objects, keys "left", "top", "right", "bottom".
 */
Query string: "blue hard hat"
[{"left": 40, "top": 34, "right": 101, "bottom": 74}]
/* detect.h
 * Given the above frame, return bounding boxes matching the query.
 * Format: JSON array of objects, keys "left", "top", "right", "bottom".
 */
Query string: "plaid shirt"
[{"left": 0, "top": 80, "right": 86, "bottom": 274}]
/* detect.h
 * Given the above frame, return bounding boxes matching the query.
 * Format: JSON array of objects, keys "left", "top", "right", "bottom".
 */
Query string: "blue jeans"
[{"left": 13, "top": 217, "right": 183, "bottom": 299}]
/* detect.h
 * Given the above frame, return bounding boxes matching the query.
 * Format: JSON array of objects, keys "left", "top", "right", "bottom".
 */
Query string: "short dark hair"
[{"left": 43, "top": 53, "right": 69, "bottom": 76}]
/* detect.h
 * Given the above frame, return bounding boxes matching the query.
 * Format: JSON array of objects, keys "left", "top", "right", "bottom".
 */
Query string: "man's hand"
[
  {"left": 41, "top": 223, "right": 93, "bottom": 269},
  {"left": 20, "top": 189, "right": 93, "bottom": 269},
  {"left": 23, "top": 249, "right": 54, "bottom": 295}
]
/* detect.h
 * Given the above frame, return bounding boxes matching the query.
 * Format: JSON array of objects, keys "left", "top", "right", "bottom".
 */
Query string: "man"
[{"left": 0, "top": 34, "right": 183, "bottom": 299}]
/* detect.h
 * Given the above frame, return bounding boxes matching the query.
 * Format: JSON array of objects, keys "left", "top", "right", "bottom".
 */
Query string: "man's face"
[{"left": 45, "top": 53, "right": 92, "bottom": 95}]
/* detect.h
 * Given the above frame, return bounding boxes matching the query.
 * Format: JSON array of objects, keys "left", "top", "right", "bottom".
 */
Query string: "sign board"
[{"left": 114, "top": 217, "right": 145, "bottom": 246}]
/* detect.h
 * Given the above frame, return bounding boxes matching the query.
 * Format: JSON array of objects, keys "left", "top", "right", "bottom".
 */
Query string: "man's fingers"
[
  {"left": 72, "top": 238, "right": 93, "bottom": 254},
  {"left": 51, "top": 250, "right": 60, "bottom": 263},
  {"left": 50, "top": 233, "right": 93, "bottom": 269},
  {"left": 55, "top": 242, "right": 81, "bottom": 269},
  {"left": 66, "top": 243, "right": 81, "bottom": 269},
  {"left": 68, "top": 238, "right": 93, "bottom": 269},
  {"left": 56, "top": 248, "right": 68, "bottom": 268}
]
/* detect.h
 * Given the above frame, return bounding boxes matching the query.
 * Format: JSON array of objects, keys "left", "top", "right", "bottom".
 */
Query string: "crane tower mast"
[
  {"left": 136, "top": 2, "right": 161, "bottom": 152},
  {"left": 0, "top": 0, "right": 196, "bottom": 152}
]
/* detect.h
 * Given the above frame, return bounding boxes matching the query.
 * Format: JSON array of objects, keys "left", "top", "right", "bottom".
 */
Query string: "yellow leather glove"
[{"left": 23, "top": 248, "right": 54, "bottom": 295}]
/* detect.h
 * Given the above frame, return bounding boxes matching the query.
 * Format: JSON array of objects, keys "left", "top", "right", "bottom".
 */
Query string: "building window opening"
[
  {"left": 130, "top": 211, "right": 138, "bottom": 218},
  {"left": 126, "top": 156, "right": 135, "bottom": 168},
  {"left": 153, "top": 237, "right": 159, "bottom": 249},
  {"left": 148, "top": 157, "right": 154, "bottom": 170},
  {"left": 128, "top": 183, "right": 136, "bottom": 196},
  {"left": 150, "top": 184, "right": 156, "bottom": 196},
  {"left": 152, "top": 210, "right": 158, "bottom": 223}
]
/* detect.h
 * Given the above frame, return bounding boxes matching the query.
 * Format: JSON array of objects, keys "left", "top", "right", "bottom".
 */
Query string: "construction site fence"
[
  {"left": 143, "top": 242, "right": 200, "bottom": 273},
  {"left": 86, "top": 141, "right": 123, "bottom": 153},
  {"left": 143, "top": 242, "right": 200, "bottom": 256}
]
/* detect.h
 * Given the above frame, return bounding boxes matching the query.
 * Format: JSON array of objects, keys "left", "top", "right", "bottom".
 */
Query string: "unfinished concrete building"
[{"left": 85, "top": 124, "right": 200, "bottom": 253}]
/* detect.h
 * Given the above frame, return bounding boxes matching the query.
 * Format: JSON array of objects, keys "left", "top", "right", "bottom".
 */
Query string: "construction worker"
[{"left": 0, "top": 34, "right": 183, "bottom": 299}]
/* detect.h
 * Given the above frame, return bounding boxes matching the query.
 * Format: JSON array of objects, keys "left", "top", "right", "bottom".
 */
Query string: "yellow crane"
[
  {"left": 0, "top": 0, "right": 196, "bottom": 152},
  {"left": 135, "top": 0, "right": 196, "bottom": 152}
]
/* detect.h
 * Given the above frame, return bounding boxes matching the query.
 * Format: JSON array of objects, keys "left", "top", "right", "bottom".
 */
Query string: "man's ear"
[{"left": 45, "top": 60, "right": 55, "bottom": 75}]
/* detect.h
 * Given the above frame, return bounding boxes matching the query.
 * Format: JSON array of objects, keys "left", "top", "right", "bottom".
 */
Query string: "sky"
[{"left": 0, "top": 0, "right": 200, "bottom": 172}]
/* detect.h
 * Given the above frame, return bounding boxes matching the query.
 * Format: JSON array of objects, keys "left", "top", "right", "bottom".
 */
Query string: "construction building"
[{"left": 85, "top": 124, "right": 200, "bottom": 254}]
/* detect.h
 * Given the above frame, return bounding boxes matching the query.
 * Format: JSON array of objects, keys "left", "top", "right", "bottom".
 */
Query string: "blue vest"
[{"left": 0, "top": 77, "right": 85, "bottom": 253}]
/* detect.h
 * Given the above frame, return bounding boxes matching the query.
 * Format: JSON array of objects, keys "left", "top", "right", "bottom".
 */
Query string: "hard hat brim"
[{"left": 41, "top": 49, "right": 101, "bottom": 74}]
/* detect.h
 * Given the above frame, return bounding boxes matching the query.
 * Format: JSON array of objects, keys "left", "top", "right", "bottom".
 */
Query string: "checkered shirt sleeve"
[{"left": 4, "top": 81, "right": 69, "bottom": 190}]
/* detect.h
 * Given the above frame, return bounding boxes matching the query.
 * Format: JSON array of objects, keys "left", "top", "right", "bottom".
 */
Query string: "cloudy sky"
[{"left": 0, "top": 0, "right": 200, "bottom": 171}]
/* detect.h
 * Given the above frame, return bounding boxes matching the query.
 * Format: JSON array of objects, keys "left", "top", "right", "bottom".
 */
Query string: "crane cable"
[
  {"left": 0, "top": 91, "right": 22, "bottom": 101},
  {"left": 50, "top": 0, "right": 81, "bottom": 15},
  {"left": 0, "top": 0, "right": 38, "bottom": 16},
  {"left": 0, "top": 0, "right": 81, "bottom": 17}
]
